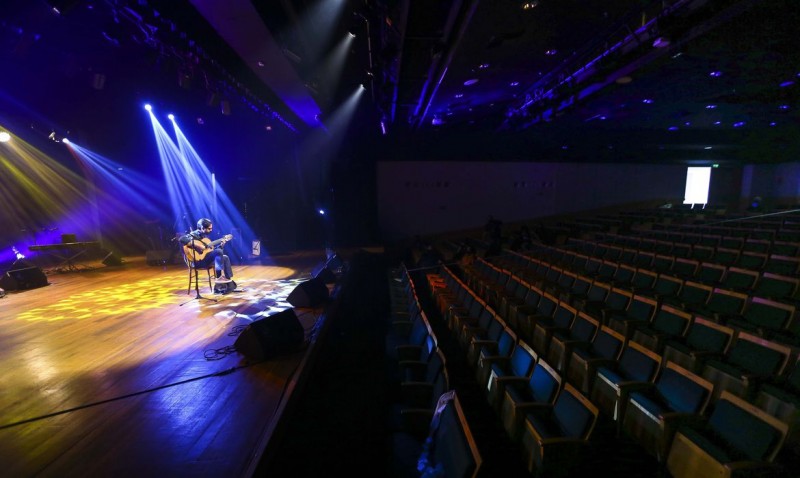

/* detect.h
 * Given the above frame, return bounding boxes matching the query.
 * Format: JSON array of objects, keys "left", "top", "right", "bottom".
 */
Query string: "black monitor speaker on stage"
[
  {"left": 1, "top": 265, "right": 48, "bottom": 291},
  {"left": 286, "top": 277, "right": 329, "bottom": 308},
  {"left": 312, "top": 262, "right": 336, "bottom": 284},
  {"left": 233, "top": 308, "right": 304, "bottom": 360},
  {"left": 102, "top": 251, "right": 124, "bottom": 266}
]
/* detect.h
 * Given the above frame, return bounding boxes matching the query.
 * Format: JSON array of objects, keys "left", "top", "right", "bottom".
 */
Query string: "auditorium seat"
[
  {"left": 694, "top": 261, "right": 726, "bottom": 285},
  {"left": 662, "top": 280, "right": 713, "bottom": 313},
  {"left": 518, "top": 291, "right": 558, "bottom": 346},
  {"left": 671, "top": 257, "right": 700, "bottom": 280},
  {"left": 631, "top": 304, "right": 693, "bottom": 354},
  {"left": 546, "top": 311, "right": 600, "bottom": 375},
  {"left": 661, "top": 317, "right": 735, "bottom": 374},
  {"left": 484, "top": 339, "right": 538, "bottom": 413},
  {"left": 688, "top": 287, "right": 748, "bottom": 324},
  {"left": 724, "top": 296, "right": 797, "bottom": 339},
  {"left": 590, "top": 340, "right": 662, "bottom": 429},
  {"left": 530, "top": 300, "right": 578, "bottom": 356},
  {"left": 755, "top": 356, "right": 800, "bottom": 460},
  {"left": 755, "top": 272, "right": 800, "bottom": 304},
  {"left": 765, "top": 254, "right": 800, "bottom": 276},
  {"left": 474, "top": 326, "right": 517, "bottom": 388},
  {"left": 736, "top": 251, "right": 768, "bottom": 271},
  {"left": 621, "top": 361, "right": 714, "bottom": 463},
  {"left": 719, "top": 266, "right": 759, "bottom": 293},
  {"left": 700, "top": 331, "right": 793, "bottom": 403},
  {"left": 567, "top": 325, "right": 626, "bottom": 395},
  {"left": 450, "top": 298, "right": 491, "bottom": 343},
  {"left": 391, "top": 391, "right": 482, "bottom": 478},
  {"left": 606, "top": 294, "right": 659, "bottom": 340},
  {"left": 519, "top": 382, "right": 600, "bottom": 477},
  {"left": 392, "top": 350, "right": 449, "bottom": 438},
  {"left": 666, "top": 391, "right": 789, "bottom": 478},
  {"left": 501, "top": 359, "right": 563, "bottom": 444},
  {"left": 463, "top": 315, "right": 506, "bottom": 366}
]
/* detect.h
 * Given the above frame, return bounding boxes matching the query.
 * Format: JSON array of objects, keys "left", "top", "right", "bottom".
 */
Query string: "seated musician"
[{"left": 179, "top": 218, "right": 233, "bottom": 283}]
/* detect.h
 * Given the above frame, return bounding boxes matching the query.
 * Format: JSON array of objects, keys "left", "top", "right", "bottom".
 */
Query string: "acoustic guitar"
[{"left": 183, "top": 234, "right": 233, "bottom": 263}]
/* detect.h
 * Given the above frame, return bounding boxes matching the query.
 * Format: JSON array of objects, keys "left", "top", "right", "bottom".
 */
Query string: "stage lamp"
[
  {"left": 144, "top": 104, "right": 152, "bottom": 111},
  {"left": 168, "top": 114, "right": 175, "bottom": 121},
  {"left": 0, "top": 131, "right": 10, "bottom": 142}
]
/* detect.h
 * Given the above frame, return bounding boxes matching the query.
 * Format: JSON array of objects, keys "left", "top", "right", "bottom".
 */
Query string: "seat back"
[
  {"left": 631, "top": 268, "right": 658, "bottom": 291},
  {"left": 569, "top": 311, "right": 600, "bottom": 343},
  {"left": 423, "top": 392, "right": 483, "bottom": 478},
  {"left": 584, "top": 325, "right": 624, "bottom": 361},
  {"left": 656, "top": 361, "right": 714, "bottom": 415},
  {"left": 616, "top": 341, "right": 661, "bottom": 383},
  {"left": 708, "top": 391, "right": 789, "bottom": 462},
  {"left": 528, "top": 359, "right": 563, "bottom": 403},
  {"left": 684, "top": 317, "right": 734, "bottom": 354},
  {"left": 676, "top": 280, "right": 713, "bottom": 306},
  {"left": 739, "top": 296, "right": 796, "bottom": 333},
  {"left": 720, "top": 266, "right": 759, "bottom": 292},
  {"left": 724, "top": 332, "right": 792, "bottom": 378},
  {"left": 553, "top": 383, "right": 600, "bottom": 439},
  {"left": 755, "top": 272, "right": 800, "bottom": 302},
  {"left": 695, "top": 262, "right": 725, "bottom": 284},
  {"left": 672, "top": 257, "right": 699, "bottom": 278},
  {"left": 509, "top": 340, "right": 537, "bottom": 378},
  {"left": 702, "top": 287, "right": 748, "bottom": 317}
]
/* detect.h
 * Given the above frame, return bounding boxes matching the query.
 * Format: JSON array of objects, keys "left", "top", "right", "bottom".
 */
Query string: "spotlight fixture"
[
  {"left": 144, "top": 104, "right": 152, "bottom": 111},
  {"left": 168, "top": 114, "right": 175, "bottom": 120},
  {"left": 652, "top": 37, "right": 670, "bottom": 48},
  {"left": 0, "top": 131, "right": 10, "bottom": 142}
]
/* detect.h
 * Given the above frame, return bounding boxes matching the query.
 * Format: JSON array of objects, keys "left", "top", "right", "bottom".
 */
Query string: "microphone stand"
[{"left": 181, "top": 233, "right": 217, "bottom": 306}]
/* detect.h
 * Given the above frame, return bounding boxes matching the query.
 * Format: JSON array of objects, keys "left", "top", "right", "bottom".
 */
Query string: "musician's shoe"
[{"left": 216, "top": 276, "right": 232, "bottom": 283}]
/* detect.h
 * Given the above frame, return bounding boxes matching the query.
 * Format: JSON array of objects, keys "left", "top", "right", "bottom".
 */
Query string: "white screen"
[{"left": 683, "top": 167, "right": 711, "bottom": 205}]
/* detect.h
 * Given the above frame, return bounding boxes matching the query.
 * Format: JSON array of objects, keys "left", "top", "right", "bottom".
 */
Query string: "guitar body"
[{"left": 183, "top": 234, "right": 233, "bottom": 264}]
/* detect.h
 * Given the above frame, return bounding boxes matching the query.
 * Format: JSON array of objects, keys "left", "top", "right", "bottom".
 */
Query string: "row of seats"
[
  {"left": 447, "top": 256, "right": 798, "bottom": 477},
  {"left": 386, "top": 265, "right": 482, "bottom": 478},
  {"left": 569, "top": 236, "right": 800, "bottom": 277},
  {"left": 488, "top": 247, "right": 800, "bottom": 345},
  {"left": 628, "top": 229, "right": 800, "bottom": 254},
  {"left": 426, "top": 265, "right": 601, "bottom": 477}
]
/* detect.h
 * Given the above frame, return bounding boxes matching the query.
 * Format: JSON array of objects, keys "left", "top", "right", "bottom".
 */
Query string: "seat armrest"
[{"left": 616, "top": 381, "right": 654, "bottom": 393}]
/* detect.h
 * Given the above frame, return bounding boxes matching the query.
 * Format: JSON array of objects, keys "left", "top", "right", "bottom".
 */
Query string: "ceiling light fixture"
[{"left": 463, "top": 79, "right": 479, "bottom": 86}]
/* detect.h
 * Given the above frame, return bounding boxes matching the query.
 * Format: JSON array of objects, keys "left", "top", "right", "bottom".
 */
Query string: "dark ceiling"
[{"left": 1, "top": 0, "right": 798, "bottom": 165}]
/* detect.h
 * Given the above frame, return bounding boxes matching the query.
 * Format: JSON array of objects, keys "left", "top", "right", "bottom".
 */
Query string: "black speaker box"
[
  {"left": 286, "top": 277, "right": 329, "bottom": 307},
  {"left": 326, "top": 253, "right": 343, "bottom": 270},
  {"left": 234, "top": 309, "right": 304, "bottom": 360},
  {"left": 312, "top": 262, "right": 336, "bottom": 284},
  {"left": 1, "top": 266, "right": 49, "bottom": 291},
  {"left": 102, "top": 251, "right": 124, "bottom": 266}
]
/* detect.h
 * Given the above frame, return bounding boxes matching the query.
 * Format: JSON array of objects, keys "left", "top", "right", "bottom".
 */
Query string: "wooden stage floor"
[{"left": 0, "top": 251, "right": 333, "bottom": 477}]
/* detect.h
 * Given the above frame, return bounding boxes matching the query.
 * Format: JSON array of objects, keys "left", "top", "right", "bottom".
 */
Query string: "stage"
[{"left": 0, "top": 251, "right": 335, "bottom": 476}]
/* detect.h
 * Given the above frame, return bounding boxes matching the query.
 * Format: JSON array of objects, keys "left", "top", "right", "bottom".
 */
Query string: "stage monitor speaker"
[
  {"left": 326, "top": 253, "right": 343, "bottom": 270},
  {"left": 286, "top": 277, "right": 329, "bottom": 308},
  {"left": 1, "top": 266, "right": 48, "bottom": 291},
  {"left": 312, "top": 262, "right": 336, "bottom": 284},
  {"left": 102, "top": 251, "right": 124, "bottom": 266},
  {"left": 234, "top": 308, "right": 304, "bottom": 360}
]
